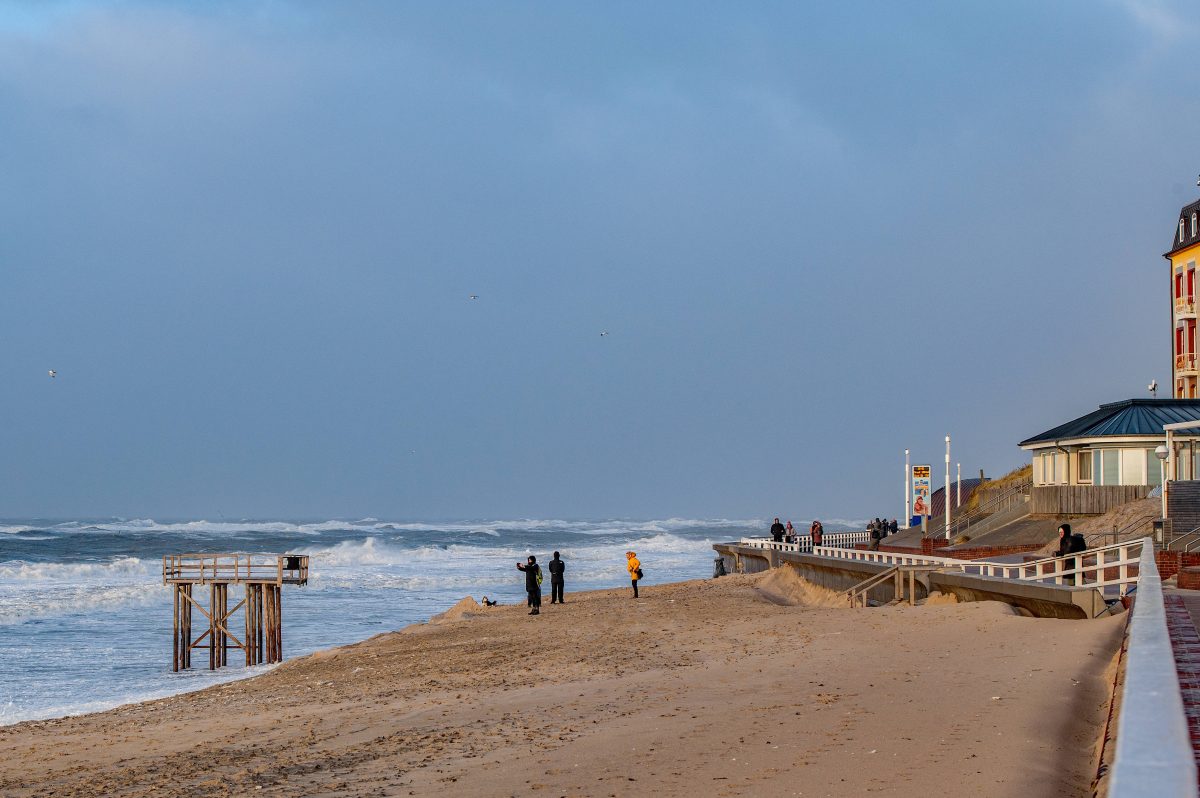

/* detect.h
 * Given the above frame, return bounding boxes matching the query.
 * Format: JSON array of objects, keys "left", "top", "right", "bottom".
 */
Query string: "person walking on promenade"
[
  {"left": 785, "top": 520, "right": 795, "bottom": 544},
  {"left": 516, "top": 555, "right": 542, "bottom": 615},
  {"left": 627, "top": 551, "right": 642, "bottom": 598},
  {"left": 810, "top": 520, "right": 824, "bottom": 548},
  {"left": 548, "top": 551, "right": 566, "bottom": 604},
  {"left": 889, "top": 518, "right": 898, "bottom": 536},
  {"left": 869, "top": 519, "right": 882, "bottom": 551},
  {"left": 770, "top": 518, "right": 785, "bottom": 543}
]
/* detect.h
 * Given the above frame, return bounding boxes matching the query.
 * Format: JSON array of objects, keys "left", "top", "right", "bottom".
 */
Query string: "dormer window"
[
  {"left": 1192, "top": 213, "right": 1197, "bottom": 237},
  {"left": 1182, "top": 219, "right": 1187, "bottom": 242}
]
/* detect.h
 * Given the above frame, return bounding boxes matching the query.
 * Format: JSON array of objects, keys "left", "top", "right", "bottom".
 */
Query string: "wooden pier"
[{"left": 162, "top": 554, "right": 308, "bottom": 672}]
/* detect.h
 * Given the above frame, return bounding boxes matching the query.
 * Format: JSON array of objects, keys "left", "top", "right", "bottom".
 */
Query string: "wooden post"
[
  {"left": 182, "top": 584, "right": 192, "bottom": 670},
  {"left": 208, "top": 584, "right": 216, "bottom": 670},
  {"left": 172, "top": 584, "right": 180, "bottom": 672}
]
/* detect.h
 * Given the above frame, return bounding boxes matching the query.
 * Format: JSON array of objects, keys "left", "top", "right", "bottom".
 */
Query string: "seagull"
[
  {"left": 48, "top": 370, "right": 56, "bottom": 379},
  {"left": 599, "top": 331, "right": 609, "bottom": 337},
  {"left": 469, "top": 294, "right": 478, "bottom": 300}
]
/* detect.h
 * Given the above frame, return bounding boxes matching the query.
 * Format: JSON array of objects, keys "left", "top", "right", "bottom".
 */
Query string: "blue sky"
[{"left": 0, "top": 0, "right": 1196, "bottom": 520}]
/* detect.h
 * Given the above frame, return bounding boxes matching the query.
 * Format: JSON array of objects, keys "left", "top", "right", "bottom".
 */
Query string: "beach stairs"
[
  {"left": 846, "top": 565, "right": 946, "bottom": 608},
  {"left": 1169, "top": 481, "right": 1200, "bottom": 548}
]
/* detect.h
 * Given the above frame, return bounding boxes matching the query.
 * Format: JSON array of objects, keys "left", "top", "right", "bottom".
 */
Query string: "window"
[
  {"left": 1192, "top": 214, "right": 1197, "bottom": 237},
  {"left": 1077, "top": 450, "right": 1092, "bottom": 483},
  {"left": 1102, "top": 449, "right": 1119, "bottom": 485},
  {"left": 1033, "top": 455, "right": 1043, "bottom": 484},
  {"left": 1148, "top": 449, "right": 1163, "bottom": 486},
  {"left": 1182, "top": 219, "right": 1187, "bottom": 242},
  {"left": 1121, "top": 449, "right": 1144, "bottom": 485}
]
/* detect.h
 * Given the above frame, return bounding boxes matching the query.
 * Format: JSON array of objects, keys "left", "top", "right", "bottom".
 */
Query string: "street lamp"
[
  {"left": 904, "top": 449, "right": 911, "bottom": 529},
  {"left": 1156, "top": 444, "right": 1169, "bottom": 522},
  {"left": 945, "top": 436, "right": 952, "bottom": 540}
]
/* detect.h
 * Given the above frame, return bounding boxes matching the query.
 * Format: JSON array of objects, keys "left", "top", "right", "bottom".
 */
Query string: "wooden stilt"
[
  {"left": 172, "top": 584, "right": 180, "bottom": 673},
  {"left": 208, "top": 584, "right": 217, "bottom": 670}
]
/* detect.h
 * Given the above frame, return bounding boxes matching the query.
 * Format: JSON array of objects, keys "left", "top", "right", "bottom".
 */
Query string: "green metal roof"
[{"left": 1019, "top": 399, "right": 1200, "bottom": 447}]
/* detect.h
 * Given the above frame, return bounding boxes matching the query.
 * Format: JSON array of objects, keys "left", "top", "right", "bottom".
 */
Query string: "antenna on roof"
[{"left": 1149, "top": 379, "right": 1158, "bottom": 397}]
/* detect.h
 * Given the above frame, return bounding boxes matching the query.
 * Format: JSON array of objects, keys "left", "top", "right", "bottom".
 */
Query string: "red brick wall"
[
  {"left": 942, "top": 543, "right": 1044, "bottom": 561},
  {"left": 1156, "top": 551, "right": 1200, "bottom": 580},
  {"left": 1178, "top": 567, "right": 1200, "bottom": 590}
]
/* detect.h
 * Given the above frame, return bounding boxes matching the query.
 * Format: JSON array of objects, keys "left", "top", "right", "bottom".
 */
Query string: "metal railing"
[
  {"left": 738, "top": 532, "right": 870, "bottom": 553},
  {"left": 1087, "top": 513, "right": 1156, "bottom": 548},
  {"left": 1175, "top": 296, "right": 1196, "bottom": 317},
  {"left": 944, "top": 478, "right": 1032, "bottom": 539},
  {"left": 1177, "top": 353, "right": 1198, "bottom": 373},
  {"left": 162, "top": 553, "right": 309, "bottom": 586},
  {"left": 1107, "top": 538, "right": 1198, "bottom": 797},
  {"left": 812, "top": 538, "right": 1144, "bottom": 596}
]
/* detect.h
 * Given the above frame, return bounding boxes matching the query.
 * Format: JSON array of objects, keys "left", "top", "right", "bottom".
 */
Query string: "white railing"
[
  {"left": 808, "top": 539, "right": 1144, "bottom": 596},
  {"left": 959, "top": 540, "right": 1142, "bottom": 594},
  {"left": 739, "top": 532, "right": 870, "bottom": 553},
  {"left": 813, "top": 546, "right": 957, "bottom": 567},
  {"left": 1108, "top": 538, "right": 1198, "bottom": 798}
]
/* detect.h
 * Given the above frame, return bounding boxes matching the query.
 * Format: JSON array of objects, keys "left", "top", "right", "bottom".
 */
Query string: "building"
[
  {"left": 1167, "top": 199, "right": 1200, "bottom": 398},
  {"left": 1018, "top": 398, "right": 1200, "bottom": 514}
]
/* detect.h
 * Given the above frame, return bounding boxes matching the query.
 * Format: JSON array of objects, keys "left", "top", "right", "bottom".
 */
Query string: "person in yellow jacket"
[{"left": 626, "top": 551, "right": 642, "bottom": 598}]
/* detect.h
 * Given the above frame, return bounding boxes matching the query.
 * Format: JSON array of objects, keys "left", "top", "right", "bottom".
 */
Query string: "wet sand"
[{"left": 0, "top": 572, "right": 1124, "bottom": 797}]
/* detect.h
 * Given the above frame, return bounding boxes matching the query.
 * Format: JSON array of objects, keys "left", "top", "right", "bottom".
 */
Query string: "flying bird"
[
  {"left": 48, "top": 370, "right": 56, "bottom": 379},
  {"left": 599, "top": 331, "right": 609, "bottom": 337},
  {"left": 469, "top": 294, "right": 478, "bottom": 300}
]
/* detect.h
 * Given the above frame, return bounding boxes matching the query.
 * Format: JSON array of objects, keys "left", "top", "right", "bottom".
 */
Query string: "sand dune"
[{"left": 0, "top": 573, "right": 1123, "bottom": 797}]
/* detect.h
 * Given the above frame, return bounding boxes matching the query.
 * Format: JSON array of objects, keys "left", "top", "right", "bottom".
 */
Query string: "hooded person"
[
  {"left": 548, "top": 550, "right": 566, "bottom": 604},
  {"left": 626, "top": 551, "right": 642, "bottom": 598},
  {"left": 785, "top": 520, "right": 795, "bottom": 543},
  {"left": 810, "top": 520, "right": 823, "bottom": 547},
  {"left": 1055, "top": 524, "right": 1078, "bottom": 585},
  {"left": 516, "top": 555, "right": 542, "bottom": 615}
]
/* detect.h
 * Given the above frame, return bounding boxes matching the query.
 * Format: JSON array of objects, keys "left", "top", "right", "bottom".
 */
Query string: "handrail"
[
  {"left": 1107, "top": 538, "right": 1199, "bottom": 797},
  {"left": 738, "top": 532, "right": 870, "bottom": 554},
  {"left": 1087, "top": 513, "right": 1156, "bottom": 548},
  {"left": 944, "top": 479, "right": 1031, "bottom": 539},
  {"left": 813, "top": 538, "right": 1143, "bottom": 596},
  {"left": 846, "top": 566, "right": 899, "bottom": 608}
]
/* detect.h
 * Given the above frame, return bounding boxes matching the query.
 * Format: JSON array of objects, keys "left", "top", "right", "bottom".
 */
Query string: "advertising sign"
[{"left": 912, "top": 465, "right": 932, "bottom": 519}]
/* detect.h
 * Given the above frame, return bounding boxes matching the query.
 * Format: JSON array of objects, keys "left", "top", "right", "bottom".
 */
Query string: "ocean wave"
[
  {"left": 0, "top": 557, "right": 153, "bottom": 582},
  {"left": 0, "top": 517, "right": 758, "bottom": 538},
  {"left": 0, "top": 583, "right": 162, "bottom": 625}
]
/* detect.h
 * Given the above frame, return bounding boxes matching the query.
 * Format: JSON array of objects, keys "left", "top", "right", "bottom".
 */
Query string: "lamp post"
[
  {"left": 957, "top": 462, "right": 961, "bottom": 509},
  {"left": 1157, "top": 444, "right": 1169, "bottom": 522},
  {"left": 905, "top": 449, "right": 911, "bottom": 529},
  {"left": 945, "top": 436, "right": 952, "bottom": 540}
]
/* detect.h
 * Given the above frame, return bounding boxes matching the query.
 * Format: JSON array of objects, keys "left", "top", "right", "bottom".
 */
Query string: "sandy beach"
[{"left": 0, "top": 572, "right": 1124, "bottom": 797}]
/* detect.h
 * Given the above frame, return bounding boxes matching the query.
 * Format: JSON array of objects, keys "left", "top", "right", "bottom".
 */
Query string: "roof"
[
  {"left": 1019, "top": 399, "right": 1200, "bottom": 447},
  {"left": 1166, "top": 198, "right": 1200, "bottom": 258},
  {"left": 929, "top": 478, "right": 985, "bottom": 519}
]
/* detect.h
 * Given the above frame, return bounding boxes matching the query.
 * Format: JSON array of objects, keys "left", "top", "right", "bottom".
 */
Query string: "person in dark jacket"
[
  {"left": 516, "top": 555, "right": 542, "bottom": 615},
  {"left": 548, "top": 551, "right": 566, "bottom": 604},
  {"left": 770, "top": 518, "right": 785, "bottom": 543},
  {"left": 889, "top": 518, "right": 899, "bottom": 536},
  {"left": 1056, "top": 524, "right": 1082, "bottom": 586},
  {"left": 869, "top": 518, "right": 882, "bottom": 550}
]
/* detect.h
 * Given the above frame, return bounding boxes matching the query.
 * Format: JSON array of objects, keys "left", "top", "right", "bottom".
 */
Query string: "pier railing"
[
  {"left": 738, "top": 532, "right": 870, "bottom": 553},
  {"left": 162, "top": 553, "right": 309, "bottom": 586},
  {"left": 1107, "top": 538, "right": 1198, "bottom": 797},
  {"left": 812, "top": 538, "right": 1143, "bottom": 596}
]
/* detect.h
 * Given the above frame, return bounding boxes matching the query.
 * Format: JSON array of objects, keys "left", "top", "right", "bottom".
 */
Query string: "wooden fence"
[{"left": 1029, "top": 485, "right": 1150, "bottom": 515}]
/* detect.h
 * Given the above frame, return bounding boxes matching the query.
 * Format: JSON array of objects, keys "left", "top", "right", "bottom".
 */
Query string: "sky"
[{"left": 0, "top": 0, "right": 1197, "bottom": 521}]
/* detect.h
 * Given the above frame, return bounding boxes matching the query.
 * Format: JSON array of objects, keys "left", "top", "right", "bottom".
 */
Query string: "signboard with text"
[{"left": 912, "top": 465, "right": 932, "bottom": 520}]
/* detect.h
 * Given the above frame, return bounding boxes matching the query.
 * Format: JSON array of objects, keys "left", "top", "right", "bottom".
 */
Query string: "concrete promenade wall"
[{"left": 713, "top": 543, "right": 1107, "bottom": 619}]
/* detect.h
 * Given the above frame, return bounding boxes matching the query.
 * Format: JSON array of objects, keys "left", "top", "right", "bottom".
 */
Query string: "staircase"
[{"left": 1169, "top": 481, "right": 1200, "bottom": 544}]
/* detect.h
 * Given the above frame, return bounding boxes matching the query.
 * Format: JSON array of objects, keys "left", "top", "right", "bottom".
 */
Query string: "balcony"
[
  {"left": 1177, "top": 297, "right": 1197, "bottom": 318},
  {"left": 1177, "top": 353, "right": 1198, "bottom": 374}
]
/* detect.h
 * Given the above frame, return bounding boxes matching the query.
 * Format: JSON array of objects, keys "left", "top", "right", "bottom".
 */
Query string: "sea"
[{"left": 0, "top": 516, "right": 858, "bottom": 726}]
